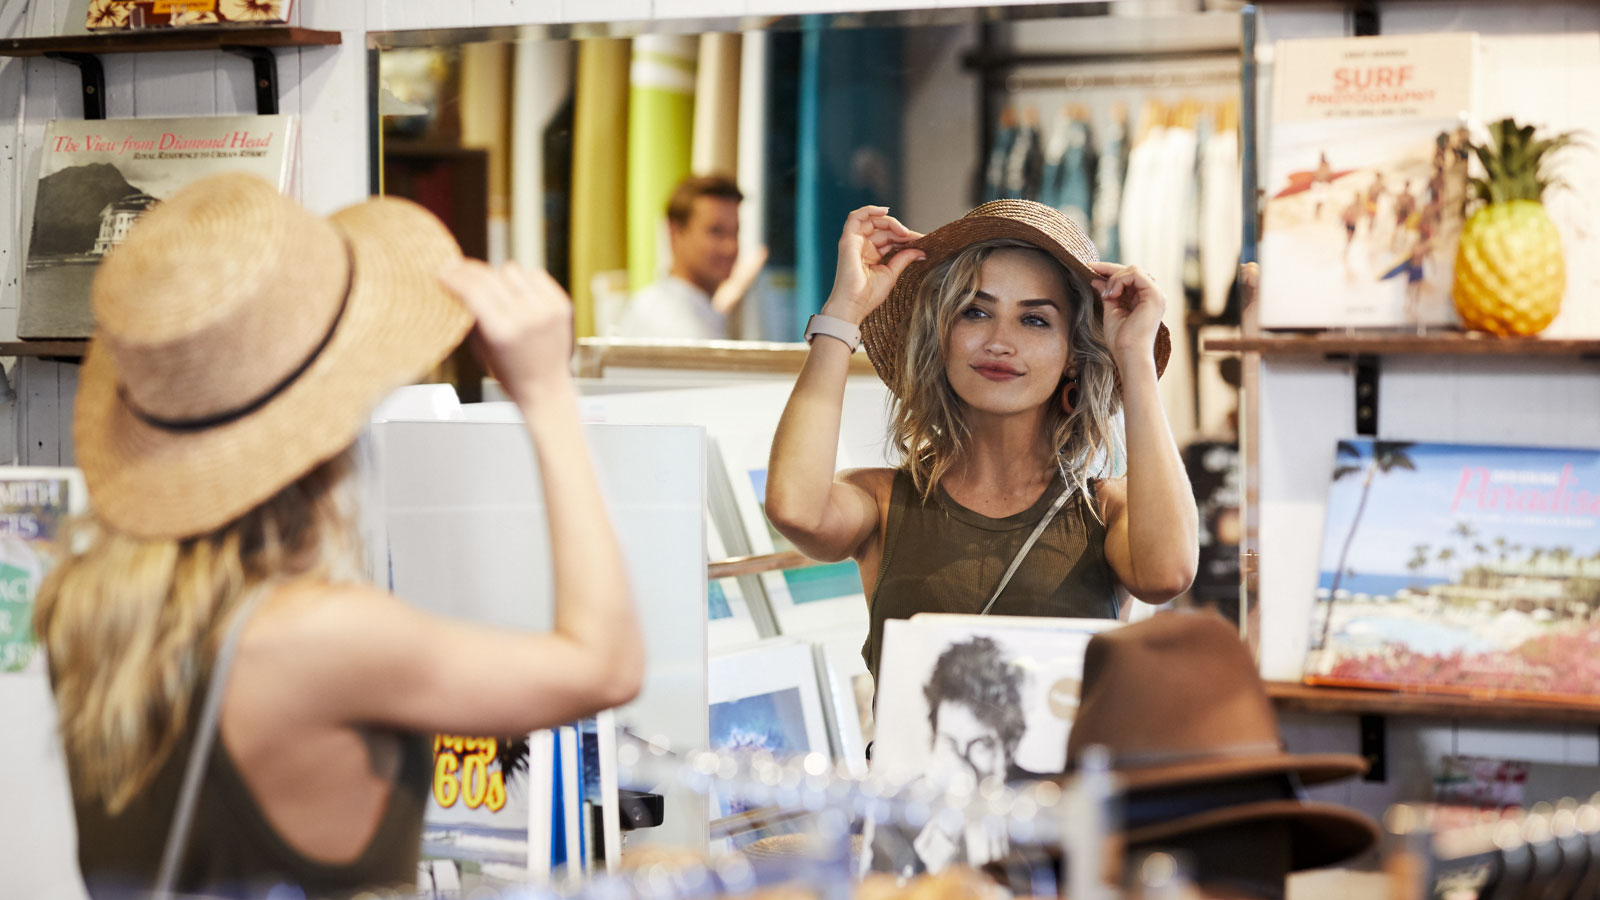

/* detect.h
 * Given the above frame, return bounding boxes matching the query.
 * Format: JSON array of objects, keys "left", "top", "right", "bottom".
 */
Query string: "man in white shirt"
[{"left": 615, "top": 174, "right": 745, "bottom": 340}]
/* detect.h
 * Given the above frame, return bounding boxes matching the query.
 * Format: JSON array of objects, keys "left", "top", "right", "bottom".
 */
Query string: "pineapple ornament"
[{"left": 1452, "top": 118, "right": 1578, "bottom": 336}]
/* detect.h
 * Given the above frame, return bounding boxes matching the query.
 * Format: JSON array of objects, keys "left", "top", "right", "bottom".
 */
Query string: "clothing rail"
[
  {"left": 1003, "top": 68, "right": 1240, "bottom": 92},
  {"left": 1385, "top": 797, "right": 1600, "bottom": 899}
]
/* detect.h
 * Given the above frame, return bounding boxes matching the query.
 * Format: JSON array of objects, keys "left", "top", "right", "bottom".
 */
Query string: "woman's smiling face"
[{"left": 943, "top": 247, "right": 1073, "bottom": 416}]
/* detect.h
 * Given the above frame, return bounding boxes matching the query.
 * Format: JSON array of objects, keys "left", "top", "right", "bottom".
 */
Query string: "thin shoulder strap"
[
  {"left": 152, "top": 585, "right": 272, "bottom": 900},
  {"left": 979, "top": 479, "right": 1075, "bottom": 615}
]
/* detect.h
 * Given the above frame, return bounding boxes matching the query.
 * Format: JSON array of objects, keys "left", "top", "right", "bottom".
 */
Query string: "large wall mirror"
[{"left": 370, "top": 3, "right": 1245, "bottom": 394}]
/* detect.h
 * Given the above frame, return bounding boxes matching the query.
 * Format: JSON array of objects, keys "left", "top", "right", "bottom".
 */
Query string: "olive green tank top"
[
  {"left": 70, "top": 684, "right": 430, "bottom": 900},
  {"left": 863, "top": 468, "right": 1120, "bottom": 682}
]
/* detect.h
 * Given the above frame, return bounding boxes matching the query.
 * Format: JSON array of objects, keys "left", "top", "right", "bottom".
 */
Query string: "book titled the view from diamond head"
[
  {"left": 1305, "top": 438, "right": 1600, "bottom": 704},
  {"left": 22, "top": 115, "right": 295, "bottom": 340}
]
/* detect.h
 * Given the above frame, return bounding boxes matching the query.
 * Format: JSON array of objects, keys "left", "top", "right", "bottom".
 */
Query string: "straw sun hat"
[
  {"left": 1067, "top": 612, "right": 1379, "bottom": 870},
  {"left": 75, "top": 173, "right": 474, "bottom": 540},
  {"left": 860, "top": 199, "right": 1171, "bottom": 396}
]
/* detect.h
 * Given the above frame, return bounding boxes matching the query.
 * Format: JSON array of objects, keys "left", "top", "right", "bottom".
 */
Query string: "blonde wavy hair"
[
  {"left": 33, "top": 447, "right": 366, "bottom": 815},
  {"left": 890, "top": 238, "right": 1124, "bottom": 502}
]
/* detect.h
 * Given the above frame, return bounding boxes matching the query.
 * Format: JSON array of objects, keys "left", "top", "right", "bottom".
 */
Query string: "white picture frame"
[
  {"left": 715, "top": 429, "right": 869, "bottom": 637},
  {"left": 811, "top": 629, "right": 874, "bottom": 778},
  {"left": 707, "top": 510, "right": 762, "bottom": 650}
]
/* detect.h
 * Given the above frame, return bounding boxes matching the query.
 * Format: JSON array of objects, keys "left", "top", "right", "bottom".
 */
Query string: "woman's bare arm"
[
  {"left": 1089, "top": 262, "right": 1199, "bottom": 602},
  {"left": 765, "top": 206, "right": 923, "bottom": 561}
]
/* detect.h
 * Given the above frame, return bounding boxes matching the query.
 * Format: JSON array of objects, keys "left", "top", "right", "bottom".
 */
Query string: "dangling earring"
[{"left": 1060, "top": 365, "right": 1080, "bottom": 415}]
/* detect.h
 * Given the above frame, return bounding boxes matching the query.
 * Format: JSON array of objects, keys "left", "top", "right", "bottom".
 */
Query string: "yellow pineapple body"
[{"left": 1453, "top": 202, "right": 1565, "bottom": 336}]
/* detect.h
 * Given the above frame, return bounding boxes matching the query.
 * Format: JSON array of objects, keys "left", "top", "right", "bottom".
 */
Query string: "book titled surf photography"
[
  {"left": 22, "top": 115, "right": 296, "bottom": 340},
  {"left": 1260, "top": 33, "right": 1476, "bottom": 329},
  {"left": 1305, "top": 438, "right": 1600, "bottom": 704}
]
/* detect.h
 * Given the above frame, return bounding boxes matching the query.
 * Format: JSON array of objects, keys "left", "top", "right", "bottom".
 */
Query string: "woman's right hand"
[
  {"left": 823, "top": 206, "right": 925, "bottom": 324},
  {"left": 440, "top": 259, "right": 574, "bottom": 406}
]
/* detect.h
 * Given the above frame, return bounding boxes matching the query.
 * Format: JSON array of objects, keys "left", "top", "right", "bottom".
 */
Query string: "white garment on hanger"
[
  {"left": 1117, "top": 125, "right": 1163, "bottom": 268},
  {"left": 1200, "top": 129, "right": 1242, "bottom": 319},
  {"left": 1148, "top": 126, "right": 1198, "bottom": 445}
]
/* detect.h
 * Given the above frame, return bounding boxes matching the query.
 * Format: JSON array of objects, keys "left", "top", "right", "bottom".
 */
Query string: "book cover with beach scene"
[
  {"left": 1260, "top": 33, "right": 1476, "bottom": 329},
  {"left": 1305, "top": 438, "right": 1600, "bottom": 704},
  {"left": 22, "top": 115, "right": 295, "bottom": 339}
]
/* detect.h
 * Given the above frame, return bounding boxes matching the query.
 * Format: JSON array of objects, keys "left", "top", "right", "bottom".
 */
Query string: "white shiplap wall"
[{"left": 1252, "top": 0, "right": 1600, "bottom": 826}]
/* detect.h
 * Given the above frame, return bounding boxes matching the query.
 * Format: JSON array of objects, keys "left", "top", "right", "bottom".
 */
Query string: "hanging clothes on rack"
[
  {"left": 1056, "top": 108, "right": 1096, "bottom": 233},
  {"left": 984, "top": 106, "right": 1018, "bottom": 201},
  {"left": 1092, "top": 104, "right": 1127, "bottom": 262},
  {"left": 1199, "top": 100, "right": 1241, "bottom": 319},
  {"left": 1003, "top": 106, "right": 1044, "bottom": 200}
]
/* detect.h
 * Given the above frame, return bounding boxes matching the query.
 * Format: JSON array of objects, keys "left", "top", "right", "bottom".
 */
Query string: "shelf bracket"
[
  {"left": 1350, "top": 0, "right": 1381, "bottom": 37},
  {"left": 1354, "top": 354, "right": 1379, "bottom": 436},
  {"left": 221, "top": 45, "right": 279, "bottom": 116},
  {"left": 1359, "top": 713, "right": 1386, "bottom": 782},
  {"left": 43, "top": 52, "right": 106, "bottom": 120}
]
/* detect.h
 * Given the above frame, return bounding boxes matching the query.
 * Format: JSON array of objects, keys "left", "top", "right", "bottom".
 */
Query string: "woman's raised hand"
[
  {"left": 440, "top": 259, "right": 575, "bottom": 405},
  {"left": 822, "top": 205, "right": 924, "bottom": 324},
  {"left": 1087, "top": 261, "right": 1167, "bottom": 371}
]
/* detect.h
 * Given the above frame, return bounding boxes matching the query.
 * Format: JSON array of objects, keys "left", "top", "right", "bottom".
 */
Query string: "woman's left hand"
[{"left": 1086, "top": 261, "right": 1166, "bottom": 369}]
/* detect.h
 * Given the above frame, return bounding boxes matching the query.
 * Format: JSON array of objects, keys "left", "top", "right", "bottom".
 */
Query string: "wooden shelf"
[
  {"left": 0, "top": 341, "right": 88, "bottom": 359},
  {"left": 1267, "top": 681, "right": 1600, "bottom": 726},
  {"left": 1205, "top": 333, "right": 1600, "bottom": 358},
  {"left": 707, "top": 551, "right": 812, "bottom": 580},
  {"left": 576, "top": 338, "right": 878, "bottom": 378},
  {"left": 0, "top": 26, "right": 341, "bottom": 58}
]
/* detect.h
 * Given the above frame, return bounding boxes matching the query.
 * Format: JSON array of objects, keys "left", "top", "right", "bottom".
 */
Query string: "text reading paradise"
[
  {"left": 1452, "top": 465, "right": 1600, "bottom": 517},
  {"left": 51, "top": 131, "right": 274, "bottom": 155}
]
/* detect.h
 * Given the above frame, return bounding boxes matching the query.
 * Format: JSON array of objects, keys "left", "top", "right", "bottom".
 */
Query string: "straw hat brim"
[
  {"left": 1114, "top": 751, "right": 1368, "bottom": 793},
  {"left": 860, "top": 212, "right": 1171, "bottom": 396},
  {"left": 75, "top": 196, "right": 474, "bottom": 540},
  {"left": 1125, "top": 799, "right": 1381, "bottom": 871}
]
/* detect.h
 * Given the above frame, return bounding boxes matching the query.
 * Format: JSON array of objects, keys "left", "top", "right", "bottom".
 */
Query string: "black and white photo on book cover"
[
  {"left": 862, "top": 615, "right": 1119, "bottom": 876},
  {"left": 22, "top": 115, "right": 297, "bottom": 339},
  {"left": 1260, "top": 33, "right": 1476, "bottom": 329}
]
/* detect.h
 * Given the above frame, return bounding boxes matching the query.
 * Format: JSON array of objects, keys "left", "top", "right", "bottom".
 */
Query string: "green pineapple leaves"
[{"left": 1467, "top": 117, "right": 1581, "bottom": 207}]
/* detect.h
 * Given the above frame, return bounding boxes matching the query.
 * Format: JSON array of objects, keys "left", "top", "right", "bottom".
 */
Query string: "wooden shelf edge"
[
  {"left": 0, "top": 26, "right": 341, "bottom": 58},
  {"left": 1266, "top": 681, "right": 1600, "bottom": 725},
  {"left": 0, "top": 341, "right": 89, "bottom": 359},
  {"left": 708, "top": 550, "right": 814, "bottom": 580},
  {"left": 1205, "top": 334, "right": 1600, "bottom": 358},
  {"left": 577, "top": 338, "right": 878, "bottom": 377}
]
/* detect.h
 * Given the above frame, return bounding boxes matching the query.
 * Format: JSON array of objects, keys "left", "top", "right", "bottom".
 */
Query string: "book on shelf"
[
  {"left": 1260, "top": 32, "right": 1478, "bottom": 330},
  {"left": 22, "top": 115, "right": 297, "bottom": 340},
  {"left": 1304, "top": 438, "right": 1600, "bottom": 705},
  {"left": 85, "top": 0, "right": 294, "bottom": 30},
  {"left": 0, "top": 468, "right": 86, "bottom": 676}
]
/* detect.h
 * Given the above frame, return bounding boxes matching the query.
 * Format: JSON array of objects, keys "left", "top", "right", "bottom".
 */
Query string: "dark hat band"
[
  {"left": 1122, "top": 773, "right": 1303, "bottom": 834},
  {"left": 118, "top": 241, "right": 355, "bottom": 434}
]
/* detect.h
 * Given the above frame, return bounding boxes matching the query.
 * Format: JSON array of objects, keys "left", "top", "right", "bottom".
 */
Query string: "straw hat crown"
[
  {"left": 94, "top": 174, "right": 350, "bottom": 425},
  {"left": 860, "top": 199, "right": 1171, "bottom": 396},
  {"left": 76, "top": 173, "right": 473, "bottom": 539}
]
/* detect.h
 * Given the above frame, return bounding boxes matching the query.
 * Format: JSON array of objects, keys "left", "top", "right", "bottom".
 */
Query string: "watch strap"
[{"left": 804, "top": 313, "right": 861, "bottom": 353}]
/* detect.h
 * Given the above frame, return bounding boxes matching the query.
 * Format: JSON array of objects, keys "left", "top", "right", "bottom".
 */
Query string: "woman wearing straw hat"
[
  {"left": 766, "top": 200, "right": 1198, "bottom": 683},
  {"left": 34, "top": 173, "right": 642, "bottom": 898}
]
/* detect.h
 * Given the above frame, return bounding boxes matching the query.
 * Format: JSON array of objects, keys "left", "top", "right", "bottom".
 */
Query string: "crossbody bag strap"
[
  {"left": 978, "top": 482, "right": 1074, "bottom": 616},
  {"left": 152, "top": 585, "right": 272, "bottom": 900}
]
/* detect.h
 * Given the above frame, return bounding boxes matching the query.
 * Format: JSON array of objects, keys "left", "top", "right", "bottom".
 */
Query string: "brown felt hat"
[
  {"left": 860, "top": 199, "right": 1171, "bottom": 396},
  {"left": 75, "top": 173, "right": 474, "bottom": 539},
  {"left": 1069, "top": 612, "right": 1379, "bottom": 870}
]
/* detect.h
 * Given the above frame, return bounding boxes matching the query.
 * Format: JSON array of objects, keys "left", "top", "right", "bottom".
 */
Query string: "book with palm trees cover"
[
  {"left": 1305, "top": 438, "right": 1600, "bottom": 704},
  {"left": 85, "top": 0, "right": 292, "bottom": 30}
]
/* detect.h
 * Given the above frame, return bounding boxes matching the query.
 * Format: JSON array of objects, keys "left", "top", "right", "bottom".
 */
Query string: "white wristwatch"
[{"left": 803, "top": 313, "right": 862, "bottom": 353}]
